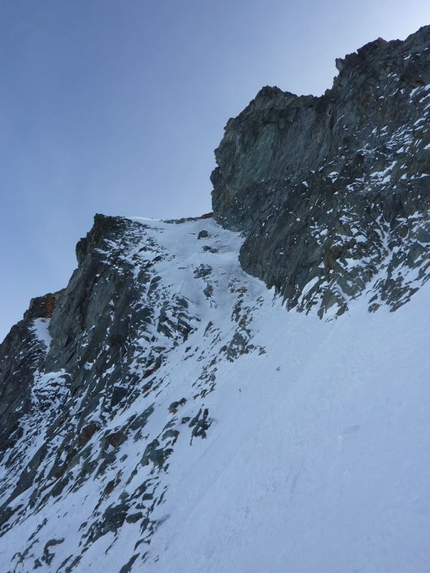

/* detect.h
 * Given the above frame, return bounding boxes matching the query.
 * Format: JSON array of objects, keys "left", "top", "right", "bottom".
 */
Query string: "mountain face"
[
  {"left": 0, "top": 215, "right": 274, "bottom": 572},
  {"left": 212, "top": 25, "right": 430, "bottom": 316},
  {"left": 1, "top": 26, "right": 430, "bottom": 573}
]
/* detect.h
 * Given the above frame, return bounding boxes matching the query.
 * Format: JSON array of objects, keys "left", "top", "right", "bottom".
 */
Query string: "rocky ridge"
[
  {"left": 211, "top": 25, "right": 430, "bottom": 316},
  {"left": 1, "top": 25, "right": 430, "bottom": 572},
  {"left": 0, "top": 215, "right": 269, "bottom": 571}
]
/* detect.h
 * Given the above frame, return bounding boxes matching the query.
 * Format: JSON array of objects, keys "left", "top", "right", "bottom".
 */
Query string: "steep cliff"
[
  {"left": 1, "top": 25, "right": 430, "bottom": 573},
  {"left": 212, "top": 25, "right": 430, "bottom": 316},
  {"left": 0, "top": 215, "right": 270, "bottom": 571}
]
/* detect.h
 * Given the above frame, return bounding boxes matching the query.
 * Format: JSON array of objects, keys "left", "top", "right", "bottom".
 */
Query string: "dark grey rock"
[
  {"left": 0, "top": 292, "right": 62, "bottom": 453},
  {"left": 0, "top": 213, "right": 202, "bottom": 563},
  {"left": 189, "top": 408, "right": 211, "bottom": 440},
  {"left": 1, "top": 26, "right": 430, "bottom": 573},
  {"left": 211, "top": 25, "right": 430, "bottom": 316}
]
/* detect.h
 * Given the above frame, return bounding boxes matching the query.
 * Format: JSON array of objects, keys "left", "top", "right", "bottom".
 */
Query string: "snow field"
[{"left": 1, "top": 216, "right": 430, "bottom": 572}]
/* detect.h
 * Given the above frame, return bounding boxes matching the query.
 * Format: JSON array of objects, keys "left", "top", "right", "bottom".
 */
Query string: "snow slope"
[
  {"left": 1, "top": 216, "right": 430, "bottom": 572},
  {"left": 150, "top": 285, "right": 430, "bottom": 573}
]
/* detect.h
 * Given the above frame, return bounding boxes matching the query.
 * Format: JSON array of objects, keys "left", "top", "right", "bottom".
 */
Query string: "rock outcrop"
[
  {"left": 0, "top": 215, "right": 269, "bottom": 571},
  {"left": 0, "top": 291, "right": 62, "bottom": 453},
  {"left": 1, "top": 25, "right": 430, "bottom": 572},
  {"left": 212, "top": 25, "right": 430, "bottom": 316}
]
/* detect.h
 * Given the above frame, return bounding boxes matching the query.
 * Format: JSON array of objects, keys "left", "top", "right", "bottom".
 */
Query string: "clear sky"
[{"left": 1, "top": 0, "right": 429, "bottom": 341}]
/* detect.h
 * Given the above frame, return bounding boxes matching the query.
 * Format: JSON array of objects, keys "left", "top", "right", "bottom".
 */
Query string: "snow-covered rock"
[{"left": 1, "top": 24, "right": 430, "bottom": 573}]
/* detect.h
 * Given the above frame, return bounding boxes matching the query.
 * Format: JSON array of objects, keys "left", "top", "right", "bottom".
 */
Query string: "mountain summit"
[
  {"left": 212, "top": 24, "right": 430, "bottom": 317},
  {"left": 1, "top": 26, "right": 430, "bottom": 573}
]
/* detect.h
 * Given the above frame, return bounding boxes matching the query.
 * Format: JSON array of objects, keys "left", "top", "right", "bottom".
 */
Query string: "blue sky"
[{"left": 1, "top": 0, "right": 430, "bottom": 340}]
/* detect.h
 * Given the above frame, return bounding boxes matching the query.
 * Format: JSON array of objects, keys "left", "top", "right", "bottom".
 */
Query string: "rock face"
[
  {"left": 0, "top": 292, "right": 62, "bottom": 453},
  {"left": 1, "top": 25, "right": 430, "bottom": 573},
  {"left": 0, "top": 215, "right": 268, "bottom": 571},
  {"left": 212, "top": 25, "right": 430, "bottom": 316}
]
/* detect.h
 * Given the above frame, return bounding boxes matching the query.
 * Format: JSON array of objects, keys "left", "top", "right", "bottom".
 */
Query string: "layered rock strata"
[{"left": 212, "top": 25, "right": 430, "bottom": 316}]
